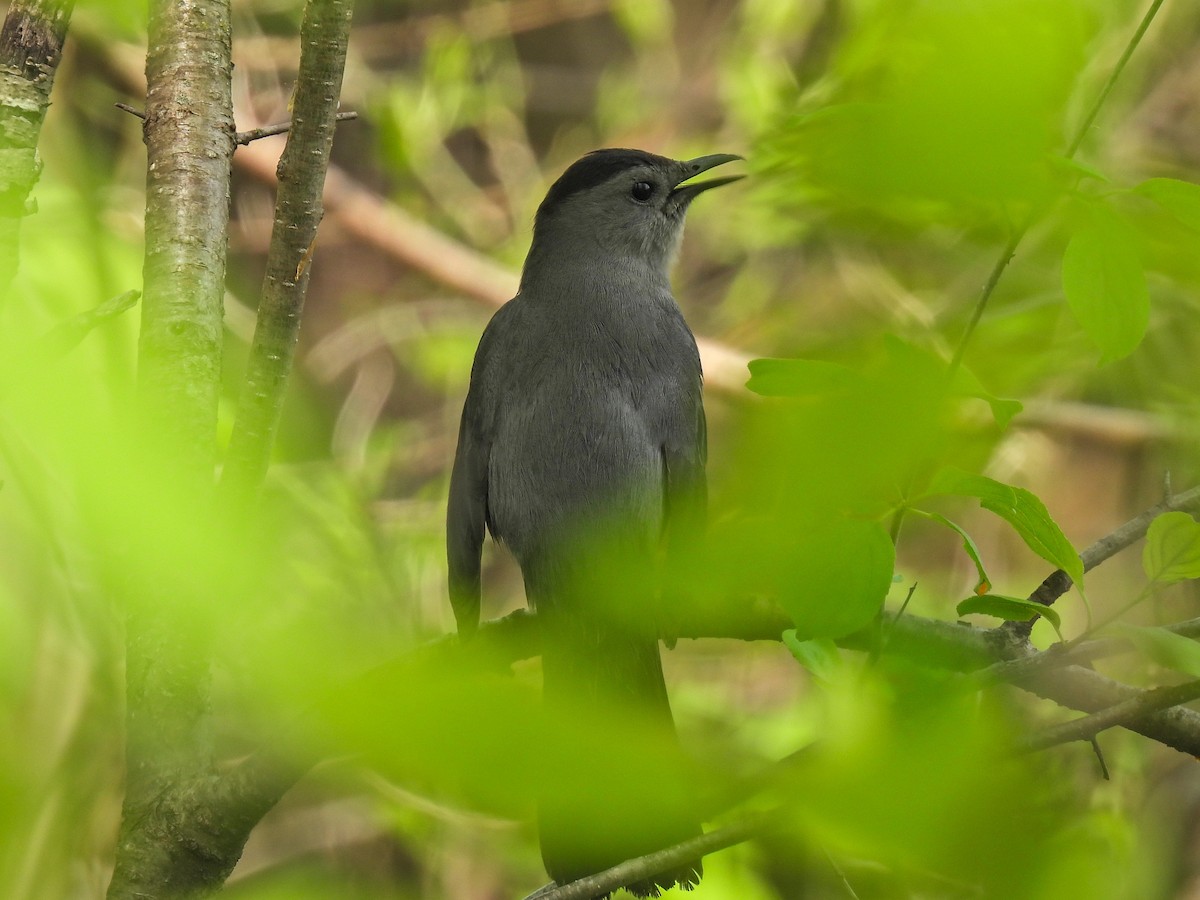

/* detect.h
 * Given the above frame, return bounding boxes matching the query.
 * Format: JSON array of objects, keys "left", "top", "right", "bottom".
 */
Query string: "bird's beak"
[{"left": 669, "top": 153, "right": 745, "bottom": 204}]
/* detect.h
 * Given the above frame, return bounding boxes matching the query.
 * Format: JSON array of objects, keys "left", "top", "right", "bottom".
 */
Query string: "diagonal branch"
[
  {"left": 1017, "top": 678, "right": 1200, "bottom": 754},
  {"left": 521, "top": 812, "right": 773, "bottom": 900}
]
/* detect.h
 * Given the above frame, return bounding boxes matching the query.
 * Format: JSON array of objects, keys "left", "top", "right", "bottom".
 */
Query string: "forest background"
[{"left": 5, "top": 0, "right": 1200, "bottom": 898}]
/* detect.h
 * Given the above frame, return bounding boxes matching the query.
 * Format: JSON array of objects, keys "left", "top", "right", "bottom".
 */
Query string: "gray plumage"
[{"left": 447, "top": 148, "right": 740, "bottom": 894}]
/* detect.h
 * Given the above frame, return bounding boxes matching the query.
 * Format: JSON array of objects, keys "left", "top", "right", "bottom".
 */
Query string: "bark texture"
[
  {"left": 108, "top": 0, "right": 234, "bottom": 896},
  {"left": 0, "top": 0, "right": 74, "bottom": 294},
  {"left": 220, "top": 0, "right": 355, "bottom": 501}
]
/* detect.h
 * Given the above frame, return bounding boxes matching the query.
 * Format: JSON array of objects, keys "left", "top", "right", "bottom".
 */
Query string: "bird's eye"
[{"left": 630, "top": 181, "right": 654, "bottom": 202}]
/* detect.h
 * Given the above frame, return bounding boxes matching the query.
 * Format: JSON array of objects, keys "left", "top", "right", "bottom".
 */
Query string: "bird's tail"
[{"left": 536, "top": 606, "right": 703, "bottom": 896}]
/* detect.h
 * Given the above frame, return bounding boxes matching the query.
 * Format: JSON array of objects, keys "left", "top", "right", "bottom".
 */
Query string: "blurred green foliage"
[{"left": 2, "top": 0, "right": 1199, "bottom": 898}]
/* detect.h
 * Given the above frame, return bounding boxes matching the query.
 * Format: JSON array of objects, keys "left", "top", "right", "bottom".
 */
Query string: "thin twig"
[
  {"left": 521, "top": 812, "right": 773, "bottom": 900},
  {"left": 234, "top": 110, "right": 358, "bottom": 145},
  {"left": 37, "top": 288, "right": 140, "bottom": 358},
  {"left": 114, "top": 101, "right": 145, "bottom": 118}
]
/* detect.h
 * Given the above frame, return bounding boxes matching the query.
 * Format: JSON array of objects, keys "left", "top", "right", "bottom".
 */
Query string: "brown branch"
[{"left": 234, "top": 109, "right": 357, "bottom": 145}]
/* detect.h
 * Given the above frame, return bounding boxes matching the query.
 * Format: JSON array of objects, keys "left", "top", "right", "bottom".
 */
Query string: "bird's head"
[{"left": 526, "top": 148, "right": 742, "bottom": 280}]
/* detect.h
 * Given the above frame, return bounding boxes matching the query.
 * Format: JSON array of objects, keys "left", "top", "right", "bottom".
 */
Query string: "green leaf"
[
  {"left": 1136, "top": 177, "right": 1200, "bottom": 232},
  {"left": 1142, "top": 511, "right": 1200, "bottom": 583},
  {"left": 1118, "top": 625, "right": 1200, "bottom": 677},
  {"left": 927, "top": 469, "right": 1083, "bottom": 585},
  {"left": 950, "top": 365, "right": 1023, "bottom": 429},
  {"left": 782, "top": 632, "right": 843, "bottom": 684},
  {"left": 1061, "top": 204, "right": 1150, "bottom": 363},
  {"left": 957, "top": 594, "right": 1062, "bottom": 638},
  {"left": 745, "top": 358, "right": 861, "bottom": 398},
  {"left": 916, "top": 510, "right": 990, "bottom": 594},
  {"left": 1049, "top": 155, "right": 1110, "bottom": 184},
  {"left": 780, "top": 517, "right": 895, "bottom": 641}
]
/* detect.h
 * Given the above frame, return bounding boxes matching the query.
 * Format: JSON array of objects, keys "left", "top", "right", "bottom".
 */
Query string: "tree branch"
[
  {"left": 218, "top": 0, "right": 355, "bottom": 504},
  {"left": 1017, "top": 678, "right": 1200, "bottom": 754},
  {"left": 235, "top": 110, "right": 357, "bottom": 145},
  {"left": 521, "top": 812, "right": 772, "bottom": 900},
  {"left": 0, "top": 0, "right": 74, "bottom": 295},
  {"left": 1009, "top": 484, "right": 1200, "bottom": 638},
  {"left": 107, "top": 0, "right": 234, "bottom": 895}
]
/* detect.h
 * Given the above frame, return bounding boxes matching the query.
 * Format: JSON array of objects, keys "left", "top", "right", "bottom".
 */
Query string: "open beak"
[{"left": 669, "top": 153, "right": 745, "bottom": 205}]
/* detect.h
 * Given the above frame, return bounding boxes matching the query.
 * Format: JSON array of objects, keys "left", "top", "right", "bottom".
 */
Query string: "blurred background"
[{"left": 4, "top": 0, "right": 1200, "bottom": 897}]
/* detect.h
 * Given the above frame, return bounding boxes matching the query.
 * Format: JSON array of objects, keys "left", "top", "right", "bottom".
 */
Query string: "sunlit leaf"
[
  {"left": 928, "top": 469, "right": 1083, "bottom": 584},
  {"left": 1136, "top": 177, "right": 1200, "bottom": 232},
  {"left": 1061, "top": 203, "right": 1150, "bottom": 363},
  {"left": 1142, "top": 511, "right": 1200, "bottom": 583},
  {"left": 951, "top": 365, "right": 1024, "bottom": 429}
]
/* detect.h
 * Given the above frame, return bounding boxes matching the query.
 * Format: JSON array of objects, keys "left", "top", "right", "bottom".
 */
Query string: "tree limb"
[
  {"left": 521, "top": 812, "right": 772, "bottom": 900},
  {"left": 0, "top": 0, "right": 74, "bottom": 295},
  {"left": 218, "top": 0, "right": 355, "bottom": 503},
  {"left": 107, "top": 0, "right": 234, "bottom": 896},
  {"left": 1017, "top": 678, "right": 1200, "bottom": 754},
  {"left": 235, "top": 110, "right": 357, "bottom": 145}
]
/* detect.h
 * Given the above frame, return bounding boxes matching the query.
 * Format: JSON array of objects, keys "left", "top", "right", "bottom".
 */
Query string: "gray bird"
[{"left": 447, "top": 148, "right": 741, "bottom": 894}]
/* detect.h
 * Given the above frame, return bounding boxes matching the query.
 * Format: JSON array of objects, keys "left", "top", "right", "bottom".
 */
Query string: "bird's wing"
[
  {"left": 447, "top": 305, "right": 513, "bottom": 634},
  {"left": 447, "top": 399, "right": 488, "bottom": 634},
  {"left": 662, "top": 390, "right": 707, "bottom": 546}
]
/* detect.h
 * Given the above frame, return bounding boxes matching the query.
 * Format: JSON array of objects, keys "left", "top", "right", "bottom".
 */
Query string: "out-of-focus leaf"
[
  {"left": 916, "top": 510, "right": 990, "bottom": 594},
  {"left": 1136, "top": 177, "right": 1200, "bottom": 232},
  {"left": 745, "top": 357, "right": 860, "bottom": 398},
  {"left": 1061, "top": 203, "right": 1150, "bottom": 363},
  {"left": 1118, "top": 625, "right": 1200, "bottom": 677},
  {"left": 783, "top": 632, "right": 843, "bottom": 684},
  {"left": 951, "top": 365, "right": 1024, "bottom": 428},
  {"left": 1142, "top": 511, "right": 1200, "bottom": 583},
  {"left": 957, "top": 594, "right": 1061, "bottom": 638},
  {"left": 928, "top": 468, "right": 1083, "bottom": 584},
  {"left": 1050, "top": 155, "right": 1109, "bottom": 184},
  {"left": 753, "top": 0, "right": 1089, "bottom": 224},
  {"left": 781, "top": 517, "right": 895, "bottom": 641},
  {"left": 612, "top": 0, "right": 674, "bottom": 43}
]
